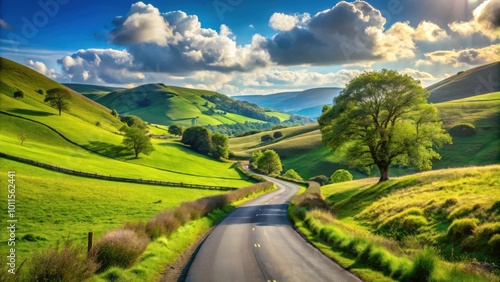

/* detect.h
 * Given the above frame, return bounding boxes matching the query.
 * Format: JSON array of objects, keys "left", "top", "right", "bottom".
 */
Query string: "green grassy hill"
[
  {"left": 63, "top": 83, "right": 123, "bottom": 100},
  {"left": 230, "top": 92, "right": 500, "bottom": 180},
  {"left": 427, "top": 61, "right": 500, "bottom": 103},
  {"left": 86, "top": 83, "right": 279, "bottom": 127},
  {"left": 0, "top": 158, "right": 226, "bottom": 266},
  {"left": 294, "top": 165, "right": 500, "bottom": 281}
]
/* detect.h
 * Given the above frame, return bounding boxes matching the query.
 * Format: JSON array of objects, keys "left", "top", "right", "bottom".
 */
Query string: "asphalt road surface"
[{"left": 185, "top": 173, "right": 362, "bottom": 282}]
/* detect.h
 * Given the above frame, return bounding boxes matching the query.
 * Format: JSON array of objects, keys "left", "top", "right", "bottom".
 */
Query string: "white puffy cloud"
[
  {"left": 449, "top": 0, "right": 500, "bottom": 40},
  {"left": 264, "top": 1, "right": 419, "bottom": 66},
  {"left": 400, "top": 68, "right": 435, "bottom": 81},
  {"left": 269, "top": 13, "right": 300, "bottom": 31},
  {"left": 414, "top": 21, "right": 448, "bottom": 42},
  {"left": 25, "top": 60, "right": 59, "bottom": 79},
  {"left": 109, "top": 2, "right": 172, "bottom": 45},
  {"left": 107, "top": 4, "right": 270, "bottom": 74},
  {"left": 57, "top": 48, "right": 145, "bottom": 84},
  {"left": 421, "top": 44, "right": 500, "bottom": 67}
]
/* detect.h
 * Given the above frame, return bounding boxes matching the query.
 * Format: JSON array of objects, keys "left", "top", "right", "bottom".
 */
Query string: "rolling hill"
[
  {"left": 230, "top": 91, "right": 500, "bottom": 180},
  {"left": 75, "top": 83, "right": 297, "bottom": 128},
  {"left": 233, "top": 87, "right": 343, "bottom": 118},
  {"left": 427, "top": 61, "right": 500, "bottom": 103}
]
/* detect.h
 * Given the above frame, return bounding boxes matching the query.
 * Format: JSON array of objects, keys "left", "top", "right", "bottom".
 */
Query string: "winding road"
[{"left": 185, "top": 172, "right": 361, "bottom": 282}]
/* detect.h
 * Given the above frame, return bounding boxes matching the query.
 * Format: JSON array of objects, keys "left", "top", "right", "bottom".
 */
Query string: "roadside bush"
[
  {"left": 25, "top": 242, "right": 96, "bottom": 282},
  {"left": 404, "top": 247, "right": 437, "bottom": 282},
  {"left": 91, "top": 229, "right": 149, "bottom": 272},
  {"left": 283, "top": 169, "right": 303, "bottom": 181},
  {"left": 448, "top": 123, "right": 476, "bottom": 137},
  {"left": 330, "top": 169, "right": 353, "bottom": 183},
  {"left": 447, "top": 218, "right": 478, "bottom": 241},
  {"left": 309, "top": 175, "right": 330, "bottom": 186}
]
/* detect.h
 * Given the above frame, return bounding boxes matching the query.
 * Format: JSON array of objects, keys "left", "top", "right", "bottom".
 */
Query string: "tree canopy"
[
  {"left": 319, "top": 69, "right": 452, "bottom": 182},
  {"left": 168, "top": 124, "right": 184, "bottom": 137},
  {"left": 181, "top": 126, "right": 212, "bottom": 155},
  {"left": 211, "top": 133, "right": 229, "bottom": 159},
  {"left": 251, "top": 149, "right": 283, "bottom": 175},
  {"left": 122, "top": 127, "right": 154, "bottom": 158},
  {"left": 45, "top": 88, "right": 71, "bottom": 115},
  {"left": 14, "top": 90, "right": 24, "bottom": 99}
]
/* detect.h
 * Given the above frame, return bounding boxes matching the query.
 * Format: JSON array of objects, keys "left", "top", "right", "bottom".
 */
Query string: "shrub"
[
  {"left": 447, "top": 218, "right": 478, "bottom": 241},
  {"left": 25, "top": 242, "right": 96, "bottom": 281},
  {"left": 309, "top": 175, "right": 330, "bottom": 186},
  {"left": 488, "top": 234, "right": 500, "bottom": 257},
  {"left": 261, "top": 134, "right": 275, "bottom": 142},
  {"left": 330, "top": 169, "right": 353, "bottom": 183},
  {"left": 273, "top": 131, "right": 283, "bottom": 139},
  {"left": 283, "top": 169, "right": 303, "bottom": 181},
  {"left": 404, "top": 247, "right": 437, "bottom": 282},
  {"left": 95, "top": 121, "right": 101, "bottom": 127},
  {"left": 13, "top": 90, "right": 24, "bottom": 99},
  {"left": 401, "top": 215, "right": 428, "bottom": 232},
  {"left": 111, "top": 109, "right": 118, "bottom": 117},
  {"left": 36, "top": 89, "right": 44, "bottom": 95},
  {"left": 91, "top": 229, "right": 149, "bottom": 272},
  {"left": 448, "top": 123, "right": 476, "bottom": 137}
]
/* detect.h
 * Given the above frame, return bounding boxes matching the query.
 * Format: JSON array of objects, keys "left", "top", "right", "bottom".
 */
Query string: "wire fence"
[{"left": 0, "top": 152, "right": 238, "bottom": 191}]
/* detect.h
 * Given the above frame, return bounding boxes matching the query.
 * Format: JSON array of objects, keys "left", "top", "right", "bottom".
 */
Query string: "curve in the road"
[{"left": 186, "top": 174, "right": 361, "bottom": 282}]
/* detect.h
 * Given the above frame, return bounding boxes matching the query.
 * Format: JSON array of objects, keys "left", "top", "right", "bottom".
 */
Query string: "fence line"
[{"left": 0, "top": 153, "right": 238, "bottom": 191}]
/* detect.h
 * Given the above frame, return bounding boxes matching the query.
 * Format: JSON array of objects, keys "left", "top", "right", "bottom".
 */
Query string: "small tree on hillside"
[
  {"left": 257, "top": 150, "right": 283, "bottom": 175},
  {"left": 283, "top": 169, "right": 303, "bottom": 181},
  {"left": 330, "top": 169, "right": 353, "bottom": 183},
  {"left": 319, "top": 69, "right": 452, "bottom": 182},
  {"left": 168, "top": 124, "right": 184, "bottom": 137},
  {"left": 211, "top": 133, "right": 229, "bottom": 159},
  {"left": 261, "top": 134, "right": 275, "bottom": 143},
  {"left": 273, "top": 131, "right": 283, "bottom": 139},
  {"left": 45, "top": 88, "right": 71, "bottom": 115},
  {"left": 122, "top": 127, "right": 154, "bottom": 158},
  {"left": 36, "top": 89, "right": 44, "bottom": 95},
  {"left": 18, "top": 131, "right": 27, "bottom": 145},
  {"left": 14, "top": 90, "right": 24, "bottom": 99},
  {"left": 111, "top": 109, "right": 118, "bottom": 117}
]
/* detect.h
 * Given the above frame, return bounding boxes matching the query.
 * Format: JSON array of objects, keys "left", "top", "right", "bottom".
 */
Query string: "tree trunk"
[
  {"left": 378, "top": 163, "right": 389, "bottom": 182},
  {"left": 58, "top": 107, "right": 61, "bottom": 116}
]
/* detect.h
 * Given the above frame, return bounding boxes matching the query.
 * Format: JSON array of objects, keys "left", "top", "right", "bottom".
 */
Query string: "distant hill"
[
  {"left": 64, "top": 83, "right": 124, "bottom": 100},
  {"left": 427, "top": 61, "right": 500, "bottom": 103},
  {"left": 233, "top": 87, "right": 342, "bottom": 118},
  {"left": 84, "top": 83, "right": 300, "bottom": 127}
]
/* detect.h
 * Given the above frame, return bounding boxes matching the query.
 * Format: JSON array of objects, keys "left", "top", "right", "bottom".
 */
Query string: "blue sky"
[{"left": 1, "top": 0, "right": 499, "bottom": 94}]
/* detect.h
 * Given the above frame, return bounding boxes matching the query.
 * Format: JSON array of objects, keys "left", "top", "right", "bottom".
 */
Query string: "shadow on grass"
[
  {"left": 85, "top": 141, "right": 131, "bottom": 158},
  {"left": 10, "top": 108, "right": 54, "bottom": 116}
]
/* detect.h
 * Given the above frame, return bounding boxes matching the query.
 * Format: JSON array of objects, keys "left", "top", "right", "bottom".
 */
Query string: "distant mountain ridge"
[{"left": 233, "top": 87, "right": 342, "bottom": 118}]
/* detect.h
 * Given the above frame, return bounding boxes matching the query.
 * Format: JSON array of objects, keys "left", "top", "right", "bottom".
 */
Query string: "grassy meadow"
[
  {"left": 229, "top": 92, "right": 500, "bottom": 180},
  {"left": 0, "top": 158, "right": 226, "bottom": 266},
  {"left": 292, "top": 165, "right": 500, "bottom": 281}
]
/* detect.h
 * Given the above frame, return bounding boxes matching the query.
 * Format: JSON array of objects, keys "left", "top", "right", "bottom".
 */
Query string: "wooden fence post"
[{"left": 87, "top": 232, "right": 93, "bottom": 253}]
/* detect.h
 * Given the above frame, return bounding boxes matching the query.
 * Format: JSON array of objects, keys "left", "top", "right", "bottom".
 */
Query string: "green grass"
[
  {"left": 0, "top": 114, "right": 251, "bottom": 186},
  {"left": 0, "top": 158, "right": 226, "bottom": 266},
  {"left": 322, "top": 166, "right": 500, "bottom": 264},
  {"left": 230, "top": 92, "right": 500, "bottom": 180},
  {"left": 91, "top": 83, "right": 267, "bottom": 127},
  {"left": 289, "top": 166, "right": 500, "bottom": 281},
  {"left": 265, "top": 111, "right": 291, "bottom": 122}
]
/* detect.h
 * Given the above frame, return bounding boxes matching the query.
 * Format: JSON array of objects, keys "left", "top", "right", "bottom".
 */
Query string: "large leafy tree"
[
  {"left": 256, "top": 150, "right": 283, "bottom": 175},
  {"left": 123, "top": 127, "right": 154, "bottom": 158},
  {"left": 211, "top": 133, "right": 229, "bottom": 159},
  {"left": 45, "top": 88, "right": 71, "bottom": 115},
  {"left": 181, "top": 126, "right": 212, "bottom": 155},
  {"left": 319, "top": 70, "right": 452, "bottom": 182}
]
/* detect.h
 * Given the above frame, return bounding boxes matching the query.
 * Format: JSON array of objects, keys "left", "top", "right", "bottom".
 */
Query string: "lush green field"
[
  {"left": 88, "top": 83, "right": 269, "bottom": 127},
  {"left": 0, "top": 158, "right": 225, "bottom": 266},
  {"left": 265, "top": 111, "right": 291, "bottom": 122},
  {"left": 0, "top": 114, "right": 251, "bottom": 187},
  {"left": 230, "top": 92, "right": 500, "bottom": 180},
  {"left": 292, "top": 165, "right": 500, "bottom": 281}
]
